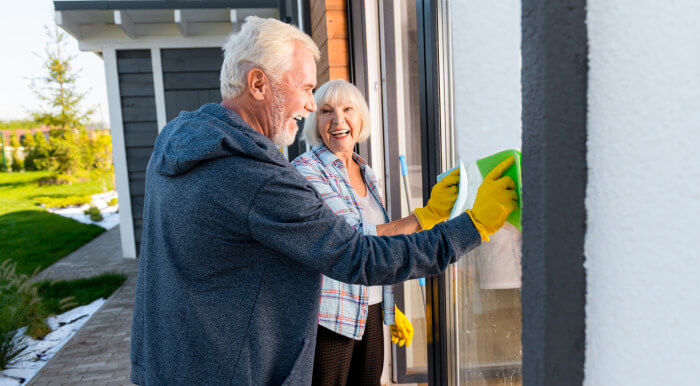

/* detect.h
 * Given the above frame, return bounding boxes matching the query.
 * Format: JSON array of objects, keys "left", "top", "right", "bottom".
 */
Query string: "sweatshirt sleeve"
[{"left": 247, "top": 171, "right": 482, "bottom": 286}]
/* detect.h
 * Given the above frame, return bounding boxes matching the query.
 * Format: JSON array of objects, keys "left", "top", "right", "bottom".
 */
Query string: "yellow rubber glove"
[
  {"left": 413, "top": 168, "right": 460, "bottom": 230},
  {"left": 391, "top": 305, "right": 414, "bottom": 347},
  {"left": 466, "top": 156, "right": 519, "bottom": 242}
]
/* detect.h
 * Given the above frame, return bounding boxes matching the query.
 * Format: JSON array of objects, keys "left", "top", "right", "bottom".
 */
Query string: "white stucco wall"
[
  {"left": 450, "top": 0, "right": 522, "bottom": 161},
  {"left": 586, "top": 1, "right": 700, "bottom": 383}
]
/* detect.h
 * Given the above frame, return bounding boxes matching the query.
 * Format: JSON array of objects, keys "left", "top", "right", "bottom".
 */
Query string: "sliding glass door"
[{"left": 354, "top": 0, "right": 523, "bottom": 384}]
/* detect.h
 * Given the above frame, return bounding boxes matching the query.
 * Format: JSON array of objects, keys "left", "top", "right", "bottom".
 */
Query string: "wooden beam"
[
  {"left": 114, "top": 10, "right": 136, "bottom": 39},
  {"left": 327, "top": 39, "right": 348, "bottom": 66},
  {"left": 55, "top": 11, "right": 81, "bottom": 40},
  {"left": 174, "top": 10, "right": 190, "bottom": 37},
  {"left": 326, "top": 10, "right": 347, "bottom": 39},
  {"left": 329, "top": 66, "right": 349, "bottom": 81}
]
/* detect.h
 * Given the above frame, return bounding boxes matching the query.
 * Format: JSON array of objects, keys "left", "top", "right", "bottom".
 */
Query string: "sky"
[{"left": 0, "top": 0, "right": 109, "bottom": 124}]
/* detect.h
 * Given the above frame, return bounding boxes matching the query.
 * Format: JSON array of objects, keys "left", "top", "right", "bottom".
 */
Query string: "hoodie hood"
[{"left": 152, "top": 103, "right": 287, "bottom": 176}]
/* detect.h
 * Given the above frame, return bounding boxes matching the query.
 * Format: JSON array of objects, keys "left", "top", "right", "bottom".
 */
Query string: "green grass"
[
  {"left": 34, "top": 273, "right": 127, "bottom": 314},
  {"left": 0, "top": 171, "right": 108, "bottom": 275},
  {"left": 0, "top": 171, "right": 107, "bottom": 215}
]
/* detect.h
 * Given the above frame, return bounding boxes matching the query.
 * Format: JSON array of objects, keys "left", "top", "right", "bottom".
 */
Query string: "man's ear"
[{"left": 247, "top": 68, "right": 269, "bottom": 101}]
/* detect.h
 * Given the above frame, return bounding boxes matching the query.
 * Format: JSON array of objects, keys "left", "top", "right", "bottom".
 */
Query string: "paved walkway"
[
  {"left": 32, "top": 225, "right": 135, "bottom": 282},
  {"left": 28, "top": 226, "right": 138, "bottom": 385}
]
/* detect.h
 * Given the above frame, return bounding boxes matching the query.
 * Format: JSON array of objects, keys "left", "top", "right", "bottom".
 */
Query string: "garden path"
[
  {"left": 27, "top": 226, "right": 138, "bottom": 385},
  {"left": 31, "top": 225, "right": 134, "bottom": 282}
]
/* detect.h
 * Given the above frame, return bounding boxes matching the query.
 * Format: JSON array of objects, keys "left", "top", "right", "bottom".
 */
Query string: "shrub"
[
  {"left": 0, "top": 260, "right": 54, "bottom": 369},
  {"left": 35, "top": 273, "right": 126, "bottom": 315},
  {"left": 0, "top": 304, "right": 28, "bottom": 370},
  {"left": 20, "top": 132, "right": 36, "bottom": 149},
  {"left": 108, "top": 197, "right": 118, "bottom": 207},
  {"left": 25, "top": 132, "right": 50, "bottom": 172},
  {"left": 0, "top": 261, "right": 51, "bottom": 341},
  {"left": 8, "top": 132, "right": 21, "bottom": 148},
  {"left": 83, "top": 206, "right": 103, "bottom": 221},
  {"left": 21, "top": 132, "right": 38, "bottom": 171},
  {"left": 34, "top": 195, "right": 92, "bottom": 209},
  {"left": 11, "top": 151, "right": 24, "bottom": 172}
]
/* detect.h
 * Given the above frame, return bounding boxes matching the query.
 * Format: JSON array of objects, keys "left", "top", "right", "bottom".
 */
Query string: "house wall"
[
  {"left": 115, "top": 47, "right": 223, "bottom": 254},
  {"left": 310, "top": 0, "right": 350, "bottom": 84},
  {"left": 585, "top": 1, "right": 700, "bottom": 383},
  {"left": 161, "top": 48, "right": 223, "bottom": 121},
  {"left": 117, "top": 50, "right": 159, "bottom": 252},
  {"left": 449, "top": 0, "right": 521, "bottom": 161}
]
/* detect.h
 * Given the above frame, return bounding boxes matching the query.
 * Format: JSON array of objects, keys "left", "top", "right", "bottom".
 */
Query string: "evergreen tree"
[
  {"left": 30, "top": 27, "right": 92, "bottom": 131},
  {"left": 29, "top": 26, "right": 94, "bottom": 179}
]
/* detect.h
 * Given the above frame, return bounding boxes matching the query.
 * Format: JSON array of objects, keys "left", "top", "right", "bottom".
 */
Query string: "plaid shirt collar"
[{"left": 312, "top": 144, "right": 369, "bottom": 172}]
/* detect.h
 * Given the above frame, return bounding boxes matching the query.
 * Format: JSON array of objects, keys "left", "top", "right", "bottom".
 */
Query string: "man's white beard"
[{"left": 270, "top": 86, "right": 298, "bottom": 147}]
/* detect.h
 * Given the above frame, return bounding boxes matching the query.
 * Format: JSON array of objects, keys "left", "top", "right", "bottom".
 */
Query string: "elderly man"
[{"left": 130, "top": 17, "right": 517, "bottom": 385}]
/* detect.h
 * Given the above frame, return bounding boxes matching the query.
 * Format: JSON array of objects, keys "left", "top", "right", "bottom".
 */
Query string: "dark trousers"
[{"left": 312, "top": 304, "right": 384, "bottom": 386}]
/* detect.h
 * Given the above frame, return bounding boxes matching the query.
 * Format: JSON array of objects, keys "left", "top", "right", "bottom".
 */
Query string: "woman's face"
[{"left": 317, "top": 98, "right": 362, "bottom": 157}]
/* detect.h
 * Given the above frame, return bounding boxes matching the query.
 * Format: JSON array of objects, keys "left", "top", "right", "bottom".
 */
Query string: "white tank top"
[{"left": 358, "top": 192, "right": 386, "bottom": 305}]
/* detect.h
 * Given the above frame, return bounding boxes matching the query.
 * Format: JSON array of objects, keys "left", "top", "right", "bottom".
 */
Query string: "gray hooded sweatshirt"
[{"left": 130, "top": 103, "right": 482, "bottom": 385}]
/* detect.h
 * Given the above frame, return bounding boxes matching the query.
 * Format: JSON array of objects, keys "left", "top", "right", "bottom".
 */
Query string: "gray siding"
[
  {"left": 117, "top": 50, "right": 158, "bottom": 253},
  {"left": 116, "top": 48, "right": 224, "bottom": 254},
  {"left": 161, "top": 48, "right": 223, "bottom": 120}
]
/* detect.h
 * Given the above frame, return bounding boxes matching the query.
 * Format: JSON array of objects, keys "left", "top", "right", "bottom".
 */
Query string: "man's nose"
[{"left": 306, "top": 96, "right": 317, "bottom": 112}]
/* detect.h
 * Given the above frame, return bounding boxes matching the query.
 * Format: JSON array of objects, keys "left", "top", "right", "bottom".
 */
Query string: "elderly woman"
[{"left": 292, "top": 79, "right": 460, "bottom": 385}]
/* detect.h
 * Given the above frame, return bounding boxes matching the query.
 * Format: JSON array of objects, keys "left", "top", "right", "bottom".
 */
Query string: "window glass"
[
  {"left": 454, "top": 247, "right": 522, "bottom": 384},
  {"left": 392, "top": 0, "right": 427, "bottom": 374}
]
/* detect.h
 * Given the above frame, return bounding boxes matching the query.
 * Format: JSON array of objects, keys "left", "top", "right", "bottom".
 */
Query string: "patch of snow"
[
  {"left": 47, "top": 190, "right": 120, "bottom": 230},
  {"left": 0, "top": 298, "right": 106, "bottom": 385}
]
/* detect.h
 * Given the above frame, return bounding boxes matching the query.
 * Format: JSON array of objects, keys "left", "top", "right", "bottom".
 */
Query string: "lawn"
[
  {"left": 0, "top": 171, "right": 124, "bottom": 361},
  {"left": 0, "top": 171, "right": 108, "bottom": 275},
  {"left": 0, "top": 171, "right": 107, "bottom": 215}
]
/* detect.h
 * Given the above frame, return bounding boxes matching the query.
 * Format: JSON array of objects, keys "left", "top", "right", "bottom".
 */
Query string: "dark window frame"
[
  {"left": 279, "top": 0, "right": 312, "bottom": 161},
  {"left": 347, "top": 0, "right": 372, "bottom": 163},
  {"left": 415, "top": 0, "right": 447, "bottom": 385}
]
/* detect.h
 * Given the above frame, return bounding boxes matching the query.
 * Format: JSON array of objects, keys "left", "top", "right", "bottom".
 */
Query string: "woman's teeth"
[{"left": 331, "top": 130, "right": 350, "bottom": 138}]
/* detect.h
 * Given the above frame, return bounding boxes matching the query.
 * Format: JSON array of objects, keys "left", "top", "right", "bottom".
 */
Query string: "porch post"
[{"left": 521, "top": 0, "right": 588, "bottom": 384}]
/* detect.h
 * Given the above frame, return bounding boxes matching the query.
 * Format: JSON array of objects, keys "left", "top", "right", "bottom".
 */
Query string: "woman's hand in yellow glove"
[
  {"left": 391, "top": 305, "right": 414, "bottom": 347},
  {"left": 413, "top": 168, "right": 460, "bottom": 230},
  {"left": 466, "top": 156, "right": 519, "bottom": 241}
]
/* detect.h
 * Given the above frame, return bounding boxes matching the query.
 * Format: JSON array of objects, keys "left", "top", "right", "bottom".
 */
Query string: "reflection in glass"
[{"left": 454, "top": 229, "right": 523, "bottom": 385}]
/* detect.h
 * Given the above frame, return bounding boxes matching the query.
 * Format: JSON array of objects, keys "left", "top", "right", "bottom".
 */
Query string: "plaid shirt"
[{"left": 292, "top": 145, "right": 395, "bottom": 340}]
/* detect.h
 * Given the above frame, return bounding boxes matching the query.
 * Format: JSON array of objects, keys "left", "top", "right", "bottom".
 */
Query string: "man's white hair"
[
  {"left": 220, "top": 16, "right": 320, "bottom": 100},
  {"left": 303, "top": 79, "right": 371, "bottom": 146}
]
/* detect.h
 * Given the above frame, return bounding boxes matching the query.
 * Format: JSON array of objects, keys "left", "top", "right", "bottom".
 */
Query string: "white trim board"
[
  {"left": 150, "top": 48, "right": 168, "bottom": 132},
  {"left": 103, "top": 47, "right": 138, "bottom": 259},
  {"left": 79, "top": 35, "right": 228, "bottom": 52},
  {"left": 364, "top": 0, "right": 386, "bottom": 201}
]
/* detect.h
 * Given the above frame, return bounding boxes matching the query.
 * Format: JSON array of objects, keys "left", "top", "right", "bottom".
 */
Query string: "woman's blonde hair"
[
  {"left": 302, "top": 79, "right": 371, "bottom": 146},
  {"left": 220, "top": 16, "right": 320, "bottom": 100}
]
